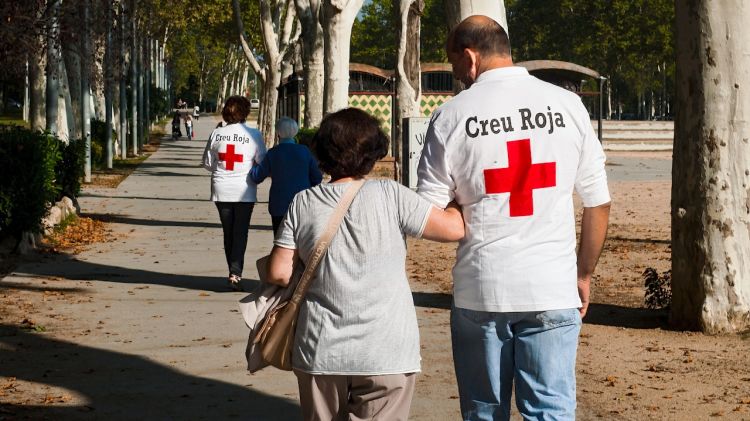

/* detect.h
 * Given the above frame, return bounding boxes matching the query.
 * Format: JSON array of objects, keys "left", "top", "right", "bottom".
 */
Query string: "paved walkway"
[{"left": 1, "top": 116, "right": 304, "bottom": 419}]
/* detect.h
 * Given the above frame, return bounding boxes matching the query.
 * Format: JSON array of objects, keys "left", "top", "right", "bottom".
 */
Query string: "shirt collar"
[
  {"left": 474, "top": 66, "right": 529, "bottom": 84},
  {"left": 279, "top": 138, "right": 296, "bottom": 144}
]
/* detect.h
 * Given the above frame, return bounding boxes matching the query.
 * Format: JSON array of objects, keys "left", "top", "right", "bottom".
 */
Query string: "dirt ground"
[{"left": 406, "top": 151, "right": 750, "bottom": 420}]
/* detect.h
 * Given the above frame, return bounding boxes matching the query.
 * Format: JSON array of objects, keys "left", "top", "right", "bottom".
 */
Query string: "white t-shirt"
[
  {"left": 417, "top": 66, "right": 610, "bottom": 313},
  {"left": 202, "top": 122, "right": 266, "bottom": 202}
]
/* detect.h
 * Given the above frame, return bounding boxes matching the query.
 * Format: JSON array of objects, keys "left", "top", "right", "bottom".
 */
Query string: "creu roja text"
[{"left": 465, "top": 107, "right": 567, "bottom": 138}]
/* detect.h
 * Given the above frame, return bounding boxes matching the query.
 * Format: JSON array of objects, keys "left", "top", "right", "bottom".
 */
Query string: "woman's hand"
[
  {"left": 422, "top": 201, "right": 465, "bottom": 242},
  {"left": 267, "top": 246, "right": 296, "bottom": 286}
]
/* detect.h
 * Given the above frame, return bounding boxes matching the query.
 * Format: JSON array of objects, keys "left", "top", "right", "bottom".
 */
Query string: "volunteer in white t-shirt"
[
  {"left": 202, "top": 96, "right": 266, "bottom": 291},
  {"left": 417, "top": 16, "right": 611, "bottom": 420}
]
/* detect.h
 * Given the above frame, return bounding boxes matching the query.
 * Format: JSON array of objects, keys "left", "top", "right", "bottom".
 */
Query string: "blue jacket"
[{"left": 249, "top": 138, "right": 323, "bottom": 216}]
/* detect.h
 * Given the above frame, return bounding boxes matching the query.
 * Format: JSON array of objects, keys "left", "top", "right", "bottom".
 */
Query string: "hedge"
[
  {"left": 0, "top": 124, "right": 88, "bottom": 238},
  {"left": 0, "top": 127, "right": 61, "bottom": 236}
]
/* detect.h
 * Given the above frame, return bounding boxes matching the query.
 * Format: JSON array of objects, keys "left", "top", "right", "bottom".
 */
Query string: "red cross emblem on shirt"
[
  {"left": 218, "top": 144, "right": 244, "bottom": 170},
  {"left": 483, "top": 139, "right": 556, "bottom": 217}
]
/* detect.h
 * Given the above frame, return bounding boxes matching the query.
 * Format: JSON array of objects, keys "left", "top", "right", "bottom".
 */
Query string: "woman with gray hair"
[{"left": 250, "top": 117, "right": 323, "bottom": 235}]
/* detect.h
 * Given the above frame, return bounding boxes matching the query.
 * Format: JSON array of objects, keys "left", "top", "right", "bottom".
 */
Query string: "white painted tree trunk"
[
  {"left": 672, "top": 0, "right": 750, "bottom": 333},
  {"left": 447, "top": 0, "right": 508, "bottom": 34},
  {"left": 294, "top": 0, "right": 324, "bottom": 127},
  {"left": 322, "top": 0, "right": 363, "bottom": 114},
  {"left": 393, "top": 0, "right": 422, "bottom": 181}
]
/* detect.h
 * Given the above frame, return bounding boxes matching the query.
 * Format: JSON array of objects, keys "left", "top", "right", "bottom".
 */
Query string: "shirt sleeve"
[
  {"left": 417, "top": 114, "right": 455, "bottom": 208},
  {"left": 202, "top": 131, "right": 216, "bottom": 171},
  {"left": 250, "top": 152, "right": 271, "bottom": 184},
  {"left": 274, "top": 196, "right": 298, "bottom": 249},
  {"left": 574, "top": 100, "right": 611, "bottom": 207},
  {"left": 254, "top": 132, "right": 267, "bottom": 165},
  {"left": 394, "top": 182, "right": 432, "bottom": 238}
]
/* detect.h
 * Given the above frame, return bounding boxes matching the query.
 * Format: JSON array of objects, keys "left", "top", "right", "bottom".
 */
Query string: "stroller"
[{"left": 171, "top": 112, "right": 182, "bottom": 139}]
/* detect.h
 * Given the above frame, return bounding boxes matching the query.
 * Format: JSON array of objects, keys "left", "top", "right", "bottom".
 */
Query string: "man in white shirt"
[{"left": 417, "top": 15, "right": 611, "bottom": 420}]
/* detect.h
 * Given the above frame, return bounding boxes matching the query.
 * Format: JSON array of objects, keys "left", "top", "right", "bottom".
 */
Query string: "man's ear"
[{"left": 464, "top": 48, "right": 479, "bottom": 81}]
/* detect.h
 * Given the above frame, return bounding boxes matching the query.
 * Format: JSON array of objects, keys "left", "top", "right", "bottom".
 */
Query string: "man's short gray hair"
[{"left": 276, "top": 117, "right": 299, "bottom": 139}]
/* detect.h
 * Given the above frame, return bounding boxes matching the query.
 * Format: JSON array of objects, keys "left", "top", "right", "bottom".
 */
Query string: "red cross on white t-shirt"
[
  {"left": 483, "top": 138, "right": 556, "bottom": 217},
  {"left": 218, "top": 144, "right": 244, "bottom": 171}
]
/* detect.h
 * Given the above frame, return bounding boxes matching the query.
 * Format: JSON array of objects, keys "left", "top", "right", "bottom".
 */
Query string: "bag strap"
[{"left": 289, "top": 178, "right": 365, "bottom": 305}]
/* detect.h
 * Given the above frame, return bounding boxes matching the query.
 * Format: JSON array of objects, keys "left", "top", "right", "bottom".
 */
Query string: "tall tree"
[
  {"left": 671, "top": 1, "right": 750, "bottom": 333},
  {"left": 321, "top": 0, "right": 364, "bottom": 113},
  {"left": 294, "top": 0, "right": 325, "bottom": 127},
  {"left": 232, "top": 0, "right": 299, "bottom": 145},
  {"left": 393, "top": 0, "right": 422, "bottom": 182}
]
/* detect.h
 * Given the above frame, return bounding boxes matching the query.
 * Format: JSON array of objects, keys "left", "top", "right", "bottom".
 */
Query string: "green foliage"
[
  {"left": 90, "top": 119, "right": 117, "bottom": 169},
  {"left": 295, "top": 127, "right": 317, "bottom": 148},
  {"left": 0, "top": 127, "right": 60, "bottom": 236},
  {"left": 56, "top": 138, "right": 86, "bottom": 201},
  {"left": 643, "top": 268, "right": 672, "bottom": 309},
  {"left": 150, "top": 85, "right": 169, "bottom": 118},
  {"left": 507, "top": 0, "right": 674, "bottom": 118},
  {"left": 351, "top": 0, "right": 447, "bottom": 68}
]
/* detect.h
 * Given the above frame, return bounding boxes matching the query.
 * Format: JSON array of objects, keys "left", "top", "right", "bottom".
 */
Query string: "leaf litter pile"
[{"left": 44, "top": 216, "right": 115, "bottom": 254}]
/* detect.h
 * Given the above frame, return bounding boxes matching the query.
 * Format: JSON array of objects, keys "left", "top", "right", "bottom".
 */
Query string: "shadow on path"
[
  {"left": 0, "top": 325, "right": 300, "bottom": 420},
  {"left": 84, "top": 213, "right": 272, "bottom": 231},
  {"left": 12, "top": 254, "right": 259, "bottom": 293},
  {"left": 585, "top": 303, "right": 669, "bottom": 329},
  {"left": 410, "top": 293, "right": 671, "bottom": 331}
]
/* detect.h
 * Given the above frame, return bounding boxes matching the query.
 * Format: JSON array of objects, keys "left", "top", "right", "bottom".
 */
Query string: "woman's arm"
[
  {"left": 421, "top": 201, "right": 465, "bottom": 242},
  {"left": 250, "top": 153, "right": 271, "bottom": 184},
  {"left": 267, "top": 246, "right": 296, "bottom": 286}
]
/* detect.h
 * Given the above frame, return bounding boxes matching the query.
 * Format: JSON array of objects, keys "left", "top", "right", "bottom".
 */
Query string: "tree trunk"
[
  {"left": 447, "top": 0, "right": 508, "bottom": 34},
  {"left": 119, "top": 0, "right": 128, "bottom": 159},
  {"left": 105, "top": 0, "right": 113, "bottom": 168},
  {"left": 81, "top": 0, "right": 92, "bottom": 182},
  {"left": 322, "top": 0, "right": 363, "bottom": 114},
  {"left": 63, "top": 45, "right": 82, "bottom": 140},
  {"left": 294, "top": 0, "right": 324, "bottom": 128},
  {"left": 46, "top": 0, "right": 61, "bottom": 136},
  {"left": 260, "top": 69, "right": 281, "bottom": 147},
  {"left": 672, "top": 0, "right": 750, "bottom": 333},
  {"left": 130, "top": 0, "right": 138, "bottom": 155},
  {"left": 393, "top": 0, "right": 423, "bottom": 182},
  {"left": 29, "top": 48, "right": 46, "bottom": 131}
]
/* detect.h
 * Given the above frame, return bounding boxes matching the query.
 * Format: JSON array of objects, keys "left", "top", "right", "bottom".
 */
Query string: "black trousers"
[{"left": 215, "top": 202, "right": 254, "bottom": 277}]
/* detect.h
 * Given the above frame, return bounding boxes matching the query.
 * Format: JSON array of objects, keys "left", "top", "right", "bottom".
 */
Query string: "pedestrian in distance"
[
  {"left": 185, "top": 114, "right": 193, "bottom": 140},
  {"left": 249, "top": 117, "right": 323, "bottom": 236},
  {"left": 202, "top": 96, "right": 267, "bottom": 291},
  {"left": 171, "top": 111, "right": 182, "bottom": 140},
  {"left": 193, "top": 104, "right": 200, "bottom": 121},
  {"left": 417, "top": 15, "right": 611, "bottom": 421},
  {"left": 265, "top": 108, "right": 465, "bottom": 421}
]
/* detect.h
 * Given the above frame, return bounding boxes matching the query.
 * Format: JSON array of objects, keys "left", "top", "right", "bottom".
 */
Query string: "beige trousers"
[{"left": 294, "top": 370, "right": 416, "bottom": 421}]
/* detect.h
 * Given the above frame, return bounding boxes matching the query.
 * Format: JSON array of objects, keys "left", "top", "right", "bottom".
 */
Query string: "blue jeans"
[{"left": 451, "top": 306, "right": 581, "bottom": 421}]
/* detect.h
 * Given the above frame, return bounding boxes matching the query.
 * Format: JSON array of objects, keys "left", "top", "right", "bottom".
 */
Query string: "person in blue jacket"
[{"left": 250, "top": 117, "right": 323, "bottom": 235}]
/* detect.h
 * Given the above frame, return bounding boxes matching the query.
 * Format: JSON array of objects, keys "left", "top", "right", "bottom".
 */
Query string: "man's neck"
[{"left": 477, "top": 55, "right": 514, "bottom": 78}]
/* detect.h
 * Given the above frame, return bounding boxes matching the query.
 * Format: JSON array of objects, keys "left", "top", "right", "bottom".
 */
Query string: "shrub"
[
  {"left": 0, "top": 127, "right": 60, "bottom": 236},
  {"left": 56, "top": 138, "right": 86, "bottom": 200},
  {"left": 90, "top": 119, "right": 116, "bottom": 169},
  {"left": 643, "top": 268, "right": 672, "bottom": 309},
  {"left": 296, "top": 127, "right": 317, "bottom": 148}
]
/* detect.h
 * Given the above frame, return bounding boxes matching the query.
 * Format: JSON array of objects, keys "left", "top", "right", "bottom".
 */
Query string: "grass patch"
[
  {"left": 90, "top": 130, "right": 162, "bottom": 188},
  {"left": 0, "top": 115, "right": 28, "bottom": 128}
]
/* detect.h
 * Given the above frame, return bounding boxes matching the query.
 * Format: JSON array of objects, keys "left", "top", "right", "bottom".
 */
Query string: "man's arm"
[{"left": 577, "top": 201, "right": 611, "bottom": 318}]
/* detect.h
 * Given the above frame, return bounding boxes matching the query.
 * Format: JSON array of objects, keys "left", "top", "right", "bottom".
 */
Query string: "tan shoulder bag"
[{"left": 255, "top": 179, "right": 365, "bottom": 370}]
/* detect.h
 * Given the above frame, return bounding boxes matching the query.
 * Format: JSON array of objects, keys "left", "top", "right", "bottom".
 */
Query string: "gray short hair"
[{"left": 276, "top": 117, "right": 299, "bottom": 139}]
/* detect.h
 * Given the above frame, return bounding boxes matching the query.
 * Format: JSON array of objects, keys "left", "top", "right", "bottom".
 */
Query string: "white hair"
[{"left": 275, "top": 117, "right": 299, "bottom": 139}]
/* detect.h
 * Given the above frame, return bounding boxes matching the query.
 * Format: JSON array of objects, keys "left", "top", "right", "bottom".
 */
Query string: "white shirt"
[
  {"left": 202, "top": 122, "right": 266, "bottom": 202},
  {"left": 417, "top": 66, "right": 610, "bottom": 312}
]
